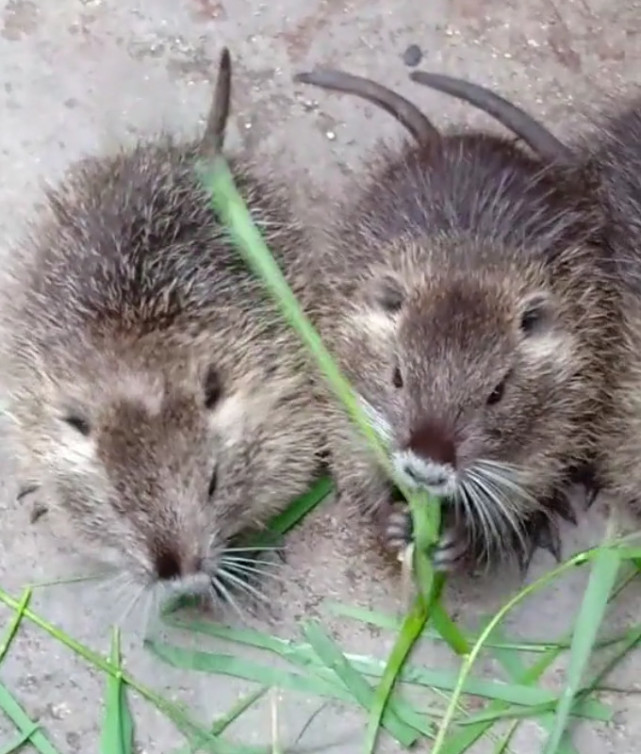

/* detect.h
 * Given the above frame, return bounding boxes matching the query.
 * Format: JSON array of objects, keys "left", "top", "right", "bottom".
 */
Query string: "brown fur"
[
  {"left": 0, "top": 49, "right": 324, "bottom": 602},
  {"left": 570, "top": 94, "right": 641, "bottom": 519},
  {"left": 295, "top": 68, "right": 624, "bottom": 572}
]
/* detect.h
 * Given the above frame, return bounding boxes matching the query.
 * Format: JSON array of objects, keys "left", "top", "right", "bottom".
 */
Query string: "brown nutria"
[
  {"left": 404, "top": 71, "right": 641, "bottom": 524},
  {"left": 0, "top": 47, "right": 325, "bottom": 618},
  {"left": 292, "top": 66, "right": 623, "bottom": 574}
]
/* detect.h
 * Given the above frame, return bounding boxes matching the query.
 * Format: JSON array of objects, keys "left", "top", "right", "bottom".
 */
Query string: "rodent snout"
[
  {"left": 153, "top": 546, "right": 203, "bottom": 582},
  {"left": 392, "top": 418, "right": 459, "bottom": 497},
  {"left": 406, "top": 418, "right": 457, "bottom": 467}
]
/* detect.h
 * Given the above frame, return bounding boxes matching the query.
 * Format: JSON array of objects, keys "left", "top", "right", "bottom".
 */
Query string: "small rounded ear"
[
  {"left": 365, "top": 271, "right": 407, "bottom": 313},
  {"left": 519, "top": 291, "right": 554, "bottom": 336}
]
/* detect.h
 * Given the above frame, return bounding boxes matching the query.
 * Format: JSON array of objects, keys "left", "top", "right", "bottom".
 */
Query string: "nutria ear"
[
  {"left": 519, "top": 291, "right": 554, "bottom": 336},
  {"left": 365, "top": 270, "right": 407, "bottom": 313}
]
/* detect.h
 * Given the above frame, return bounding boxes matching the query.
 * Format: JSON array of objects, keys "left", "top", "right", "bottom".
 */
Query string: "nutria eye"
[
  {"left": 64, "top": 415, "right": 91, "bottom": 436},
  {"left": 208, "top": 468, "right": 218, "bottom": 498},
  {"left": 392, "top": 366, "right": 404, "bottom": 389},
  {"left": 204, "top": 366, "right": 222, "bottom": 409},
  {"left": 487, "top": 376, "right": 509, "bottom": 406}
]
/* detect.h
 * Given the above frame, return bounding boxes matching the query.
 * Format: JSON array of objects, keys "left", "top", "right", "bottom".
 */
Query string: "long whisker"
[
  {"left": 468, "top": 462, "right": 533, "bottom": 559},
  {"left": 466, "top": 470, "right": 504, "bottom": 542},
  {"left": 211, "top": 576, "right": 245, "bottom": 621},
  {"left": 220, "top": 555, "right": 284, "bottom": 569},
  {"left": 460, "top": 475, "right": 494, "bottom": 561},
  {"left": 114, "top": 581, "right": 147, "bottom": 629},
  {"left": 220, "top": 560, "right": 286, "bottom": 583},
  {"left": 476, "top": 460, "right": 540, "bottom": 510},
  {"left": 218, "top": 567, "right": 270, "bottom": 605}
]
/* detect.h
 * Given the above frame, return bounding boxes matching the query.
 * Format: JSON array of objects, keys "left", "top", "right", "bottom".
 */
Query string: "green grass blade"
[
  {"left": 325, "top": 601, "right": 632, "bottom": 654},
  {"left": 0, "top": 682, "right": 61, "bottom": 754},
  {"left": 265, "top": 477, "right": 334, "bottom": 537},
  {"left": 200, "top": 156, "right": 387, "bottom": 473},
  {"left": 146, "top": 638, "right": 356, "bottom": 702},
  {"left": 201, "top": 126, "right": 450, "bottom": 655},
  {"left": 364, "top": 573, "right": 465, "bottom": 754},
  {"left": 100, "top": 627, "right": 134, "bottom": 754},
  {"left": 542, "top": 549, "right": 621, "bottom": 754},
  {"left": 364, "top": 593, "right": 434, "bottom": 754},
  {"left": 163, "top": 612, "right": 609, "bottom": 714},
  {"left": 492, "top": 720, "right": 520, "bottom": 754},
  {"left": 0, "top": 722, "right": 40, "bottom": 754},
  {"left": 0, "top": 589, "right": 243, "bottom": 754},
  {"left": 301, "top": 621, "right": 422, "bottom": 748},
  {"left": 0, "top": 588, "right": 31, "bottom": 664},
  {"left": 211, "top": 687, "right": 269, "bottom": 735},
  {"left": 429, "top": 549, "right": 607, "bottom": 754}
]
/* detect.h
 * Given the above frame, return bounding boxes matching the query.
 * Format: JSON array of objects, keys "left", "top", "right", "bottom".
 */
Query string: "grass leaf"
[
  {"left": 146, "top": 638, "right": 355, "bottom": 702},
  {"left": 0, "top": 722, "right": 40, "bottom": 754},
  {"left": 0, "top": 682, "right": 61, "bottom": 754},
  {"left": 99, "top": 627, "right": 134, "bottom": 754},
  {"left": 542, "top": 549, "right": 621, "bottom": 754},
  {"left": 301, "top": 620, "right": 423, "bottom": 748},
  {"left": 0, "top": 588, "right": 31, "bottom": 664}
]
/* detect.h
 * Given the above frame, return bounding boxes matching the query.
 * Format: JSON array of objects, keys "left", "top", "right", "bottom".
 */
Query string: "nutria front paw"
[{"left": 381, "top": 503, "right": 468, "bottom": 573}]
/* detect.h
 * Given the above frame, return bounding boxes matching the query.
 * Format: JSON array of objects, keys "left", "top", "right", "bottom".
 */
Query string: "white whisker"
[
  {"left": 114, "top": 581, "right": 147, "bottom": 629},
  {"left": 218, "top": 568, "right": 270, "bottom": 604},
  {"left": 220, "top": 555, "right": 284, "bottom": 569},
  {"left": 220, "top": 560, "right": 286, "bottom": 583},
  {"left": 211, "top": 576, "right": 245, "bottom": 621}
]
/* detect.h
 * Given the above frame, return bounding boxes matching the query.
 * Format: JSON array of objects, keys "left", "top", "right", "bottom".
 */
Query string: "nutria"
[
  {"left": 0, "top": 47, "right": 325, "bottom": 617},
  {"left": 293, "top": 66, "right": 623, "bottom": 574},
  {"left": 405, "top": 71, "right": 641, "bottom": 524}
]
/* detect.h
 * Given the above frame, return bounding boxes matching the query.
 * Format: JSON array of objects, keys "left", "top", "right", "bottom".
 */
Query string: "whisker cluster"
[{"left": 457, "top": 459, "right": 540, "bottom": 568}]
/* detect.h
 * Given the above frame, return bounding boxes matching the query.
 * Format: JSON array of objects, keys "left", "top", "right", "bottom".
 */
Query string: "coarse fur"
[
  {"left": 293, "top": 67, "right": 624, "bottom": 574},
  {"left": 0, "top": 48, "right": 325, "bottom": 618},
  {"left": 573, "top": 94, "right": 641, "bottom": 520}
]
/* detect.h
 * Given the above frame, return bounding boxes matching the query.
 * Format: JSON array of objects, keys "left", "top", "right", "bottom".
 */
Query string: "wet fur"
[
  {"left": 0, "top": 50, "right": 324, "bottom": 610},
  {"left": 296, "top": 70, "right": 623, "bottom": 572}
]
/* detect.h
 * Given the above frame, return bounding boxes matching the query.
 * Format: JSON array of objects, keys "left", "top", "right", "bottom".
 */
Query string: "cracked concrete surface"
[{"left": 1, "top": 0, "right": 641, "bottom": 752}]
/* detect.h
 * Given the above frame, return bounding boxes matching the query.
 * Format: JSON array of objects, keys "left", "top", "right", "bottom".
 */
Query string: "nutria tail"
[
  {"left": 409, "top": 70, "right": 574, "bottom": 164},
  {"left": 199, "top": 46, "right": 232, "bottom": 159},
  {"left": 293, "top": 67, "right": 439, "bottom": 147}
]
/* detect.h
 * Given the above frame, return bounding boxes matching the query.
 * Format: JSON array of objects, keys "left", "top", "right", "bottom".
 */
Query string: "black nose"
[{"left": 154, "top": 549, "right": 182, "bottom": 581}]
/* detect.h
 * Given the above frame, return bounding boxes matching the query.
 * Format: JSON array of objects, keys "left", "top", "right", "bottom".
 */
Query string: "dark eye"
[
  {"left": 487, "top": 374, "right": 510, "bottom": 406},
  {"left": 208, "top": 468, "right": 218, "bottom": 498},
  {"left": 204, "top": 366, "right": 222, "bottom": 409},
  {"left": 64, "top": 414, "right": 91, "bottom": 436},
  {"left": 392, "top": 366, "right": 404, "bottom": 389}
]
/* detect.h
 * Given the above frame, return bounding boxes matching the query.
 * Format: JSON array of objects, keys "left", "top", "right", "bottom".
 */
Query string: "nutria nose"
[
  {"left": 155, "top": 549, "right": 182, "bottom": 580},
  {"left": 154, "top": 550, "right": 203, "bottom": 580},
  {"left": 406, "top": 418, "right": 457, "bottom": 466}
]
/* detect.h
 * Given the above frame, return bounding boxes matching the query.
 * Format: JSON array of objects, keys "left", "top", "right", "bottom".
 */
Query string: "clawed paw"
[{"left": 382, "top": 505, "right": 468, "bottom": 573}]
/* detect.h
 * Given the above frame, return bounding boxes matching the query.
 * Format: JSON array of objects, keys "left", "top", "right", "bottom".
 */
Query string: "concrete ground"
[{"left": 1, "top": 0, "right": 641, "bottom": 752}]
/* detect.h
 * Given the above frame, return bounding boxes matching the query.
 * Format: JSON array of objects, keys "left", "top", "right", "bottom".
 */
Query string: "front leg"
[{"left": 376, "top": 500, "right": 470, "bottom": 573}]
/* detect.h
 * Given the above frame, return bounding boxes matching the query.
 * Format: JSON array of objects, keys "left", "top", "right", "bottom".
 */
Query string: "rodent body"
[
  {"left": 406, "top": 72, "right": 641, "bottom": 532},
  {"left": 294, "top": 67, "right": 623, "bottom": 573},
  {"left": 0, "top": 49, "right": 324, "bottom": 610}
]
